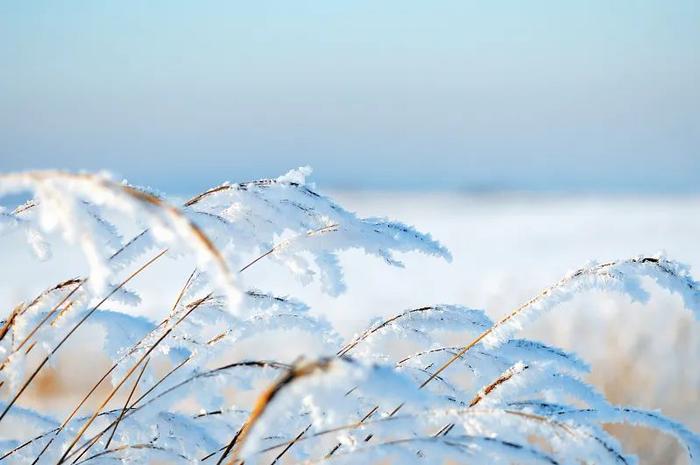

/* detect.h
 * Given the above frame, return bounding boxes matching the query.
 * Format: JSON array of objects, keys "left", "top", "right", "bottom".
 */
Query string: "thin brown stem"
[
  {"left": 0, "top": 280, "right": 84, "bottom": 370},
  {"left": 103, "top": 358, "right": 150, "bottom": 450},
  {"left": 56, "top": 292, "right": 212, "bottom": 464},
  {"left": 220, "top": 359, "right": 335, "bottom": 465},
  {"left": 0, "top": 249, "right": 167, "bottom": 424},
  {"left": 238, "top": 224, "right": 339, "bottom": 274}
]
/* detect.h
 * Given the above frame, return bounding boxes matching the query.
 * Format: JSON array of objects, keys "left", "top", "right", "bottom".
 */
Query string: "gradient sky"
[{"left": 1, "top": 1, "right": 698, "bottom": 193}]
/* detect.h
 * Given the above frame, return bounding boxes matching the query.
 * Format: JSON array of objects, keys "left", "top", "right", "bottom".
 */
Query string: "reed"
[{"left": 0, "top": 168, "right": 698, "bottom": 465}]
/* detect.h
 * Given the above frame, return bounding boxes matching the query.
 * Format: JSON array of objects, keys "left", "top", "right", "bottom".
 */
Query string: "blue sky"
[{"left": 1, "top": 1, "right": 698, "bottom": 193}]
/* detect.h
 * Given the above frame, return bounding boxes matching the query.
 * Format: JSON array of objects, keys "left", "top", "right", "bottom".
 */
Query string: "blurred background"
[
  {"left": 1, "top": 1, "right": 698, "bottom": 193},
  {"left": 1, "top": 2, "right": 699, "bottom": 464}
]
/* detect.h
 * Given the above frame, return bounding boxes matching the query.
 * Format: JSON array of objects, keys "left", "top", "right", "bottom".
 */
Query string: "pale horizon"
[{"left": 2, "top": 1, "right": 698, "bottom": 194}]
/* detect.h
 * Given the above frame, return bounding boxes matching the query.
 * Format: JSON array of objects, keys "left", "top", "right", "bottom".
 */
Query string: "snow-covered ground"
[{"left": 297, "top": 192, "right": 700, "bottom": 332}]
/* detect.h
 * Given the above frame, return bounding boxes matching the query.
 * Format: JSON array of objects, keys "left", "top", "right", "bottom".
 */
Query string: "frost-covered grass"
[
  {"left": 0, "top": 169, "right": 699, "bottom": 465},
  {"left": 325, "top": 192, "right": 700, "bottom": 464}
]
